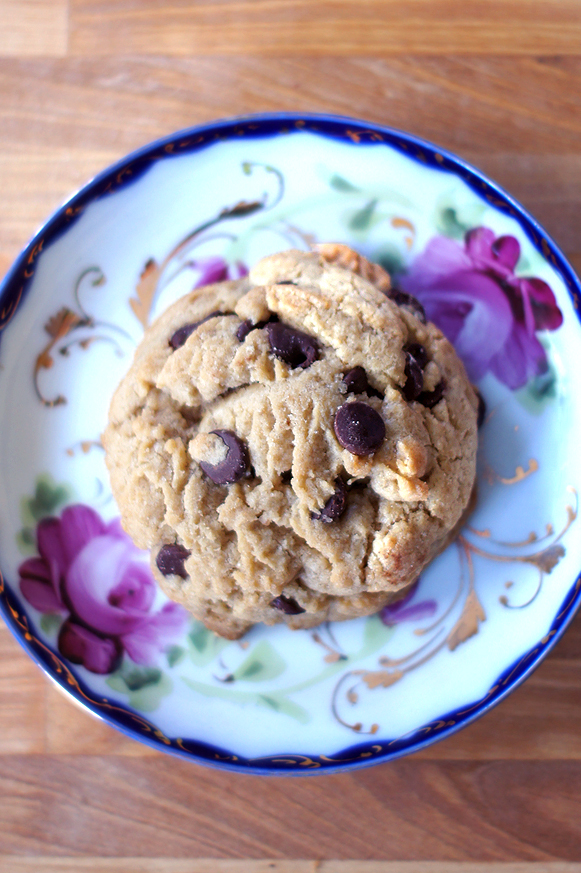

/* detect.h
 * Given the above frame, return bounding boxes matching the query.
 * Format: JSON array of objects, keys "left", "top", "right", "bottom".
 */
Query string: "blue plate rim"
[{"left": 1, "top": 111, "right": 581, "bottom": 775}]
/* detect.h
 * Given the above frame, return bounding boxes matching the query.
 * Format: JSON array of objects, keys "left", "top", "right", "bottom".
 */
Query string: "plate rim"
[{"left": 1, "top": 111, "right": 581, "bottom": 775}]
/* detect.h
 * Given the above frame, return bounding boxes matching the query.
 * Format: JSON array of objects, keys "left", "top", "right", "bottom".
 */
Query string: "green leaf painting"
[
  {"left": 434, "top": 191, "right": 485, "bottom": 240},
  {"left": 349, "top": 198, "right": 378, "bottom": 232},
  {"left": 233, "top": 641, "right": 286, "bottom": 683},
  {"left": 17, "top": 473, "right": 73, "bottom": 555},
  {"left": 180, "top": 614, "right": 402, "bottom": 726},
  {"left": 515, "top": 363, "right": 558, "bottom": 415},
  {"left": 329, "top": 173, "right": 360, "bottom": 193},
  {"left": 188, "top": 621, "right": 229, "bottom": 666},
  {"left": 166, "top": 644, "right": 186, "bottom": 667},
  {"left": 363, "top": 614, "right": 397, "bottom": 649},
  {"left": 107, "top": 660, "right": 173, "bottom": 713},
  {"left": 256, "top": 694, "right": 309, "bottom": 723},
  {"left": 40, "top": 613, "right": 63, "bottom": 636},
  {"left": 373, "top": 245, "right": 406, "bottom": 276}
]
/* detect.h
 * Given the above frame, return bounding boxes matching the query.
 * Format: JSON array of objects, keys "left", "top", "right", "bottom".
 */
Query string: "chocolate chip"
[
  {"left": 334, "top": 401, "right": 386, "bottom": 456},
  {"left": 405, "top": 342, "right": 428, "bottom": 368},
  {"left": 169, "top": 324, "right": 197, "bottom": 349},
  {"left": 266, "top": 322, "right": 319, "bottom": 369},
  {"left": 341, "top": 366, "right": 383, "bottom": 399},
  {"left": 349, "top": 476, "right": 370, "bottom": 490},
  {"left": 169, "top": 311, "right": 222, "bottom": 349},
  {"left": 476, "top": 388, "right": 486, "bottom": 428},
  {"left": 418, "top": 379, "right": 446, "bottom": 409},
  {"left": 281, "top": 470, "right": 293, "bottom": 483},
  {"left": 156, "top": 543, "right": 191, "bottom": 578},
  {"left": 403, "top": 356, "right": 423, "bottom": 401},
  {"left": 312, "top": 478, "right": 347, "bottom": 523},
  {"left": 341, "top": 366, "right": 368, "bottom": 395},
  {"left": 271, "top": 595, "right": 306, "bottom": 615},
  {"left": 402, "top": 343, "right": 427, "bottom": 401},
  {"left": 199, "top": 430, "right": 250, "bottom": 484},
  {"left": 236, "top": 319, "right": 254, "bottom": 342},
  {"left": 389, "top": 290, "right": 427, "bottom": 324},
  {"left": 236, "top": 313, "right": 278, "bottom": 342}
]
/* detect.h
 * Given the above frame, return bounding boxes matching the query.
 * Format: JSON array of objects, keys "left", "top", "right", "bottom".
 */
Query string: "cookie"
[{"left": 103, "top": 246, "right": 479, "bottom": 639}]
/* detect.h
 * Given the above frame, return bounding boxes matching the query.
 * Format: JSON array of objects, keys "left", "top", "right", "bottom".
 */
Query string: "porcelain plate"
[{"left": 1, "top": 114, "right": 580, "bottom": 773}]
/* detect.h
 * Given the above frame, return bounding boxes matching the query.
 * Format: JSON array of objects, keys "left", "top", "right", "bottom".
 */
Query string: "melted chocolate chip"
[
  {"left": 312, "top": 478, "right": 347, "bottom": 523},
  {"left": 334, "top": 401, "right": 386, "bottom": 456},
  {"left": 281, "top": 469, "right": 293, "bottom": 483},
  {"left": 388, "top": 290, "right": 427, "bottom": 324},
  {"left": 341, "top": 366, "right": 383, "bottom": 399},
  {"left": 476, "top": 389, "right": 486, "bottom": 428},
  {"left": 403, "top": 356, "right": 423, "bottom": 401},
  {"left": 402, "top": 343, "right": 428, "bottom": 401},
  {"left": 236, "top": 318, "right": 255, "bottom": 342},
  {"left": 418, "top": 379, "right": 446, "bottom": 409},
  {"left": 169, "top": 311, "right": 222, "bottom": 349},
  {"left": 405, "top": 343, "right": 428, "bottom": 368},
  {"left": 156, "top": 543, "right": 191, "bottom": 578},
  {"left": 236, "top": 313, "right": 278, "bottom": 342},
  {"left": 271, "top": 594, "right": 306, "bottom": 615},
  {"left": 169, "top": 323, "right": 197, "bottom": 349},
  {"left": 266, "top": 322, "right": 319, "bottom": 369},
  {"left": 199, "top": 430, "right": 250, "bottom": 484}
]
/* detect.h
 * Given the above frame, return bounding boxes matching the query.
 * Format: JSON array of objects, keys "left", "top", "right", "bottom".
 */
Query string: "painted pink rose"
[
  {"left": 192, "top": 256, "right": 248, "bottom": 288},
  {"left": 397, "top": 227, "right": 563, "bottom": 390},
  {"left": 380, "top": 581, "right": 437, "bottom": 627},
  {"left": 19, "top": 505, "right": 188, "bottom": 674}
]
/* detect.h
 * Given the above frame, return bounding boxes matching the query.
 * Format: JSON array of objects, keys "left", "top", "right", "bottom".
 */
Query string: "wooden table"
[{"left": 1, "top": 2, "right": 581, "bottom": 871}]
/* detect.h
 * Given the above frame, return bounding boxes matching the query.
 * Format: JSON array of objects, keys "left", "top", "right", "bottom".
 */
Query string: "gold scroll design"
[
  {"left": 329, "top": 483, "right": 577, "bottom": 736},
  {"left": 0, "top": 284, "right": 23, "bottom": 332},
  {"left": 33, "top": 266, "right": 131, "bottom": 407},
  {"left": 128, "top": 162, "right": 284, "bottom": 329},
  {"left": 464, "top": 485, "right": 577, "bottom": 610},
  {"left": 329, "top": 535, "right": 483, "bottom": 736},
  {"left": 191, "top": 744, "right": 385, "bottom": 770},
  {"left": 414, "top": 596, "right": 577, "bottom": 735},
  {"left": 1, "top": 238, "right": 44, "bottom": 332}
]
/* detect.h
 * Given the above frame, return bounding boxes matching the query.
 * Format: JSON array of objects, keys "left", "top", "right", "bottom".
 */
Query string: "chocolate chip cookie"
[{"left": 103, "top": 246, "right": 479, "bottom": 639}]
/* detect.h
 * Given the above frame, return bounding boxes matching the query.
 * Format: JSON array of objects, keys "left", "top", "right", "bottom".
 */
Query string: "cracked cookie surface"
[{"left": 103, "top": 247, "right": 479, "bottom": 639}]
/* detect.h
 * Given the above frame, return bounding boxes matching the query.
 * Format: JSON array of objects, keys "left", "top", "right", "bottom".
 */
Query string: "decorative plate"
[{"left": 1, "top": 114, "right": 580, "bottom": 775}]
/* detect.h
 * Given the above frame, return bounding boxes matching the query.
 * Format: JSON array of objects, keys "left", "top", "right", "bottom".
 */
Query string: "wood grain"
[
  {"left": 0, "top": 1, "right": 67, "bottom": 58},
  {"left": 0, "top": 146, "right": 118, "bottom": 265},
  {"left": 0, "top": 56, "right": 580, "bottom": 270},
  {"left": 0, "top": 625, "right": 45, "bottom": 754},
  {"left": 68, "top": 1, "right": 581, "bottom": 56},
  {"left": 2, "top": 863, "right": 581, "bottom": 873},
  {"left": 45, "top": 676, "right": 158, "bottom": 756},
  {"left": 1, "top": 57, "right": 580, "bottom": 154},
  {"left": 1, "top": 756, "right": 581, "bottom": 859},
  {"left": 1, "top": 0, "right": 581, "bottom": 867}
]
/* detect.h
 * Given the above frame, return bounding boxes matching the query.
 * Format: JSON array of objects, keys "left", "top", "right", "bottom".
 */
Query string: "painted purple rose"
[
  {"left": 380, "top": 581, "right": 437, "bottom": 627},
  {"left": 192, "top": 256, "right": 248, "bottom": 288},
  {"left": 398, "top": 227, "right": 563, "bottom": 390},
  {"left": 19, "top": 505, "right": 188, "bottom": 675}
]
